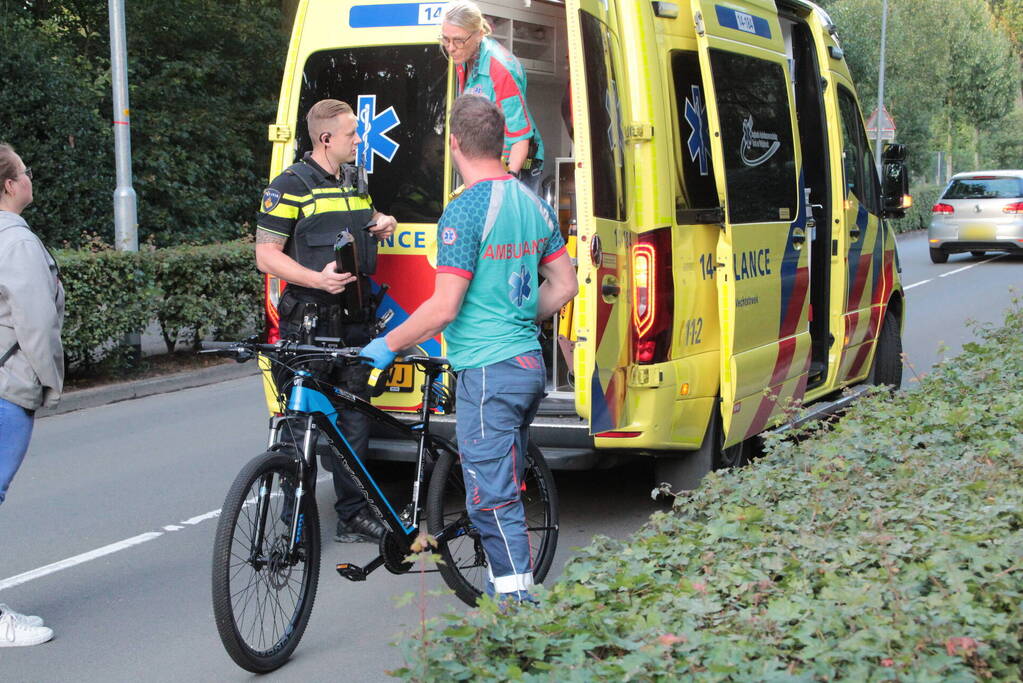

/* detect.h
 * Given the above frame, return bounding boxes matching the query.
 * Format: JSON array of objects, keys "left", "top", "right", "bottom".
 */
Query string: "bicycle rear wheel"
[
  {"left": 211, "top": 451, "right": 320, "bottom": 673},
  {"left": 426, "top": 440, "right": 559, "bottom": 605}
]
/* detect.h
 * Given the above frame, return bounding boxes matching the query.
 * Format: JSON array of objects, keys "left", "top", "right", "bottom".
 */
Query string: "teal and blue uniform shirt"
[
  {"left": 456, "top": 36, "right": 544, "bottom": 166},
  {"left": 436, "top": 175, "right": 566, "bottom": 370}
]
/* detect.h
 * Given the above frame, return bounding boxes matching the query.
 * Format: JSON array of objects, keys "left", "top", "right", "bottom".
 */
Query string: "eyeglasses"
[
  {"left": 439, "top": 30, "right": 476, "bottom": 49},
  {"left": 23, "top": 168, "right": 32, "bottom": 180}
]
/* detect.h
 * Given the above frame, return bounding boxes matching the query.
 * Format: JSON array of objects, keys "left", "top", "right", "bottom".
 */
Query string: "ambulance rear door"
[
  {"left": 687, "top": 0, "right": 812, "bottom": 445},
  {"left": 566, "top": 0, "right": 633, "bottom": 434}
]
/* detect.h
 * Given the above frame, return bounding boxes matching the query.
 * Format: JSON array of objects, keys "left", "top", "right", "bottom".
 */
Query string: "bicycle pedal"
[{"left": 336, "top": 562, "right": 368, "bottom": 581}]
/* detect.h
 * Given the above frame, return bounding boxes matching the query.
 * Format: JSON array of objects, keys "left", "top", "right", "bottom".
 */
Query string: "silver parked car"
[{"left": 928, "top": 170, "right": 1023, "bottom": 263}]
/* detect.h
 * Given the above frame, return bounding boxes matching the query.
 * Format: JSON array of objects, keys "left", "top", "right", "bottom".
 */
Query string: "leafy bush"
[
  {"left": 57, "top": 248, "right": 158, "bottom": 374},
  {"left": 154, "top": 241, "right": 263, "bottom": 352},
  {"left": 398, "top": 305, "right": 1023, "bottom": 680},
  {"left": 55, "top": 240, "right": 261, "bottom": 374},
  {"left": 891, "top": 183, "right": 943, "bottom": 233}
]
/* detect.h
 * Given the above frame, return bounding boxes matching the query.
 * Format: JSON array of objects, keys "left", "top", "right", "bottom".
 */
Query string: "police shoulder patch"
[
  {"left": 261, "top": 188, "right": 281, "bottom": 212},
  {"left": 441, "top": 226, "right": 458, "bottom": 245}
]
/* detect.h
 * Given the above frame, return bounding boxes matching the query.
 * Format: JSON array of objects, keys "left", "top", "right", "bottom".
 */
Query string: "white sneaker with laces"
[
  {"left": 0, "top": 610, "right": 54, "bottom": 647},
  {"left": 0, "top": 604, "right": 44, "bottom": 627}
]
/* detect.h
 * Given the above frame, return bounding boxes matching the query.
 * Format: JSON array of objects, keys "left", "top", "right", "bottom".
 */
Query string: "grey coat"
[{"left": 0, "top": 210, "right": 65, "bottom": 411}]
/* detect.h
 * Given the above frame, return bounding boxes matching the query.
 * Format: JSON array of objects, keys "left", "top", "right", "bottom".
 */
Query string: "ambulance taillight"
[{"left": 631, "top": 228, "right": 673, "bottom": 364}]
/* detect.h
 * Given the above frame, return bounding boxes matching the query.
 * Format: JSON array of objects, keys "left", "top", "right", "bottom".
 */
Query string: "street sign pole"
[
  {"left": 874, "top": 0, "right": 889, "bottom": 172},
  {"left": 109, "top": 0, "right": 141, "bottom": 360}
]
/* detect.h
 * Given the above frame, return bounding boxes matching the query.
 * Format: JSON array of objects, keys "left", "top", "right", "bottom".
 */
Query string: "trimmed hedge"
[
  {"left": 398, "top": 304, "right": 1023, "bottom": 680},
  {"left": 56, "top": 240, "right": 261, "bottom": 373}
]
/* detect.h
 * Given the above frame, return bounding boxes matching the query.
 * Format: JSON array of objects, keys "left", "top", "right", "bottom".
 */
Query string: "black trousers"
[{"left": 276, "top": 304, "right": 373, "bottom": 522}]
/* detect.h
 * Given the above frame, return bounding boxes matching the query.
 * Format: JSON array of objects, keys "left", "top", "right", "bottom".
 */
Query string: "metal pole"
[
  {"left": 873, "top": 0, "right": 889, "bottom": 171},
  {"left": 109, "top": 0, "right": 138, "bottom": 252},
  {"left": 109, "top": 0, "right": 141, "bottom": 362}
]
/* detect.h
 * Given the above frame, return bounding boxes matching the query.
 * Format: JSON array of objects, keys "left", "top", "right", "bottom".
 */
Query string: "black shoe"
[{"left": 335, "top": 509, "right": 386, "bottom": 543}]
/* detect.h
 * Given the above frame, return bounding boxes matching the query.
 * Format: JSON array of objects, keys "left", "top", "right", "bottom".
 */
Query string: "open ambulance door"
[
  {"left": 567, "top": 0, "right": 633, "bottom": 435},
  {"left": 688, "top": 1, "right": 813, "bottom": 446}
]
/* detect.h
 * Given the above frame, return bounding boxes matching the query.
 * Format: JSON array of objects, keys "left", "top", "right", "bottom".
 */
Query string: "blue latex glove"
[{"left": 361, "top": 336, "right": 397, "bottom": 369}]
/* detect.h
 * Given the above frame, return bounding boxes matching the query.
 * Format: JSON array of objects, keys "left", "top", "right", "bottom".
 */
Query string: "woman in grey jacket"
[{"left": 0, "top": 143, "right": 63, "bottom": 647}]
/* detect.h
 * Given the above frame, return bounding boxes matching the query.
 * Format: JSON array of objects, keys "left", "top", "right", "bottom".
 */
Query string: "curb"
[{"left": 38, "top": 361, "right": 261, "bottom": 418}]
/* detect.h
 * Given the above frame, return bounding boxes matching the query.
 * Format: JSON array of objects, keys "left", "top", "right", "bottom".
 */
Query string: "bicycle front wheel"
[
  {"left": 211, "top": 451, "right": 320, "bottom": 673},
  {"left": 426, "top": 440, "right": 559, "bottom": 605}
]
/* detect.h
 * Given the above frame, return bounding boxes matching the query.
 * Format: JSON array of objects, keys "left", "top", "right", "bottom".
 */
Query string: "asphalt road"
[{"left": 2, "top": 231, "right": 1020, "bottom": 680}]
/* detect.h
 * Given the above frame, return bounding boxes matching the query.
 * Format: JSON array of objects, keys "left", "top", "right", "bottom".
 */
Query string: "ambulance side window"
[
  {"left": 708, "top": 50, "right": 797, "bottom": 224},
  {"left": 670, "top": 51, "right": 718, "bottom": 212},
  {"left": 578, "top": 11, "right": 627, "bottom": 222},
  {"left": 837, "top": 87, "right": 881, "bottom": 213}
]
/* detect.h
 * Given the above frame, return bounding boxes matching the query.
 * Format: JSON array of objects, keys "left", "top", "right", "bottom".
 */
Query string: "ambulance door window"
[
  {"left": 708, "top": 50, "right": 797, "bottom": 224},
  {"left": 836, "top": 86, "right": 881, "bottom": 213},
  {"left": 578, "top": 12, "right": 627, "bottom": 221},
  {"left": 670, "top": 51, "right": 719, "bottom": 214}
]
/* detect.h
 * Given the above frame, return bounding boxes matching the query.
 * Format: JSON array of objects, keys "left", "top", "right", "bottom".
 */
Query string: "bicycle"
[{"left": 203, "top": 338, "right": 559, "bottom": 673}]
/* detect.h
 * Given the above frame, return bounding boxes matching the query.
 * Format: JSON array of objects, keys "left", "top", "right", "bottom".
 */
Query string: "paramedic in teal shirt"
[
  {"left": 360, "top": 95, "right": 577, "bottom": 602},
  {"left": 441, "top": 0, "right": 545, "bottom": 192}
]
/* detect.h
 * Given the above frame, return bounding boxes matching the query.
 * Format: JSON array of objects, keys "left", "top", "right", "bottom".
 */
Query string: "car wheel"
[{"left": 929, "top": 247, "right": 948, "bottom": 264}]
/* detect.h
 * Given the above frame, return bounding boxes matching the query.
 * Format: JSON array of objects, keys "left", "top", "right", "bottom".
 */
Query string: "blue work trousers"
[
  {"left": 455, "top": 351, "right": 545, "bottom": 598},
  {"left": 0, "top": 398, "right": 34, "bottom": 505}
]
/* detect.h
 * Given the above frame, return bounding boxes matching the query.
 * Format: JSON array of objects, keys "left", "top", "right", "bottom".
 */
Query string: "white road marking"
[
  {"left": 0, "top": 474, "right": 332, "bottom": 592},
  {"left": 0, "top": 532, "right": 163, "bottom": 592},
  {"left": 904, "top": 254, "right": 1004, "bottom": 289}
]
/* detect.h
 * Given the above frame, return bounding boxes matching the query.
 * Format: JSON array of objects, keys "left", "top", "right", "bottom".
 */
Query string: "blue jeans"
[
  {"left": 0, "top": 398, "right": 34, "bottom": 505},
  {"left": 456, "top": 351, "right": 545, "bottom": 599}
]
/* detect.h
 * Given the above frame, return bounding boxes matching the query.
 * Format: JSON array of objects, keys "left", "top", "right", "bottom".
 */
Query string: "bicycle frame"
[{"left": 262, "top": 362, "right": 451, "bottom": 568}]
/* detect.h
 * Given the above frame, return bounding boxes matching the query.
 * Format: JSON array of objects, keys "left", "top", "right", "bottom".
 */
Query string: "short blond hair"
[
  {"left": 306, "top": 99, "right": 353, "bottom": 142},
  {"left": 0, "top": 143, "right": 20, "bottom": 195},
  {"left": 442, "top": 1, "right": 493, "bottom": 36}
]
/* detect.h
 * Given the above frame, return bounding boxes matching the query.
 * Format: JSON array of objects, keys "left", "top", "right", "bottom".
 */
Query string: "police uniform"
[{"left": 257, "top": 152, "right": 380, "bottom": 530}]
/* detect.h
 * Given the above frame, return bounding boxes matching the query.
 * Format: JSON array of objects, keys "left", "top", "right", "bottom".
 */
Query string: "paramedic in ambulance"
[
  {"left": 254, "top": 99, "right": 396, "bottom": 544},
  {"left": 360, "top": 94, "right": 577, "bottom": 603},
  {"left": 441, "top": 0, "right": 545, "bottom": 193}
]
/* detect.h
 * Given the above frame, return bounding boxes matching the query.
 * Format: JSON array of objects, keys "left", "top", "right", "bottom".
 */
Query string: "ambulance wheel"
[
  {"left": 929, "top": 247, "right": 948, "bottom": 264},
  {"left": 715, "top": 437, "right": 759, "bottom": 471},
  {"left": 869, "top": 309, "right": 903, "bottom": 390}
]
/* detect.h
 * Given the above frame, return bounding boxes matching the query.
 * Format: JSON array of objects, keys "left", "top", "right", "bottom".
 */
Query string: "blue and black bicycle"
[{"left": 202, "top": 338, "right": 558, "bottom": 673}]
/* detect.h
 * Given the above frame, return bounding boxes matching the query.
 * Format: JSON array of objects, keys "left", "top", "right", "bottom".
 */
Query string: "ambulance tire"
[
  {"left": 929, "top": 247, "right": 948, "bottom": 264},
  {"left": 869, "top": 309, "right": 903, "bottom": 391}
]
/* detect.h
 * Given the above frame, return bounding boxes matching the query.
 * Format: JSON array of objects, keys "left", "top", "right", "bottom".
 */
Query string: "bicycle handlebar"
[{"left": 199, "top": 340, "right": 451, "bottom": 373}]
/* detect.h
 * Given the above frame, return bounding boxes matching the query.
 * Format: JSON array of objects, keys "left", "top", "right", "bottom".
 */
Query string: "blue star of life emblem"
[
  {"left": 685, "top": 85, "right": 710, "bottom": 176},
  {"left": 356, "top": 94, "right": 400, "bottom": 174},
  {"left": 509, "top": 266, "right": 532, "bottom": 307}
]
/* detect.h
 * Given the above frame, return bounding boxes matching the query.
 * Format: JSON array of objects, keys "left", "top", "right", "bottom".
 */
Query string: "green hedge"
[
  {"left": 398, "top": 305, "right": 1023, "bottom": 680},
  {"left": 56, "top": 240, "right": 262, "bottom": 374}
]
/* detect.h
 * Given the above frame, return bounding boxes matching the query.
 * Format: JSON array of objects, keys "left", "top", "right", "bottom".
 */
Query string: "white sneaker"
[
  {"left": 0, "top": 604, "right": 44, "bottom": 627},
  {"left": 0, "top": 611, "right": 54, "bottom": 647}
]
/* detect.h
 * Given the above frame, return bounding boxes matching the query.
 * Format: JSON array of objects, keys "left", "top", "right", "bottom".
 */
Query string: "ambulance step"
[{"left": 769, "top": 385, "right": 873, "bottom": 436}]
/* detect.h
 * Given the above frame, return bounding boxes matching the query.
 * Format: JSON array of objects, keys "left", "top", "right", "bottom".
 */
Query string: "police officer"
[{"left": 255, "top": 98, "right": 397, "bottom": 543}]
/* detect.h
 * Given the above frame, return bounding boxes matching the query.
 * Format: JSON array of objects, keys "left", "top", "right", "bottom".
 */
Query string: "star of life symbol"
[
  {"left": 357, "top": 94, "right": 400, "bottom": 174},
  {"left": 509, "top": 266, "right": 532, "bottom": 307},
  {"left": 684, "top": 85, "right": 710, "bottom": 176},
  {"left": 604, "top": 80, "right": 625, "bottom": 169}
]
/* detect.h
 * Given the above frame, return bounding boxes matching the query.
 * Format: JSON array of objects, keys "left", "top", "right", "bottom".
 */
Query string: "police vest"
[{"left": 283, "top": 160, "right": 375, "bottom": 302}]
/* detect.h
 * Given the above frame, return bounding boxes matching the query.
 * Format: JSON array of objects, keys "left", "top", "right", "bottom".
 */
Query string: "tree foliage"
[
  {"left": 823, "top": 0, "right": 1020, "bottom": 180},
  {"left": 0, "top": 0, "right": 287, "bottom": 247}
]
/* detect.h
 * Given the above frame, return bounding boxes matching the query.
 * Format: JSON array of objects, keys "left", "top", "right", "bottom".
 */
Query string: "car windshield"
[
  {"left": 943, "top": 177, "right": 1023, "bottom": 200},
  {"left": 296, "top": 45, "right": 449, "bottom": 223}
]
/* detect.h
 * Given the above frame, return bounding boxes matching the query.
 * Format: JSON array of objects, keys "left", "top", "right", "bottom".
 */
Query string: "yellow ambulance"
[{"left": 262, "top": 0, "right": 910, "bottom": 487}]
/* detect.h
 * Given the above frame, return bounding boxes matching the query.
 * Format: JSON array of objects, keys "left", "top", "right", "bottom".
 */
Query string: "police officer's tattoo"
[{"left": 256, "top": 229, "right": 287, "bottom": 247}]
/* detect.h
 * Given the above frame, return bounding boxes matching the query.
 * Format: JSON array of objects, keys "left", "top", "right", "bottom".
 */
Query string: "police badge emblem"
[{"left": 261, "top": 188, "right": 281, "bottom": 212}]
